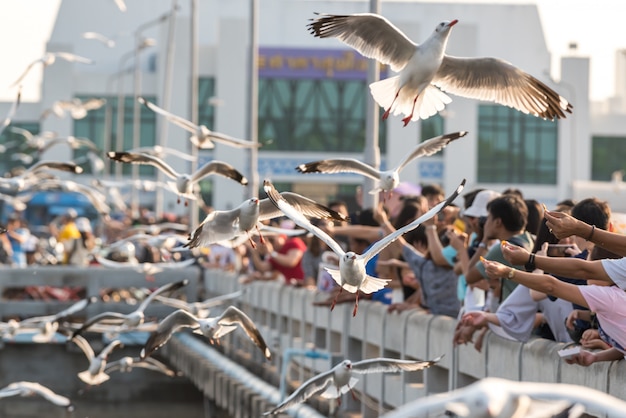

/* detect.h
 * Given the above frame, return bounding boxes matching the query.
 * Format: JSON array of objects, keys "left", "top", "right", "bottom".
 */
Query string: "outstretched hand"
[
  {"left": 544, "top": 209, "right": 578, "bottom": 240},
  {"left": 500, "top": 240, "right": 531, "bottom": 265}
]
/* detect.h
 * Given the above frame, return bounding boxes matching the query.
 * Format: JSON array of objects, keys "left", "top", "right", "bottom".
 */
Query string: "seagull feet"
[
  {"left": 247, "top": 235, "right": 257, "bottom": 249},
  {"left": 382, "top": 108, "right": 391, "bottom": 120},
  {"left": 402, "top": 115, "right": 413, "bottom": 126},
  {"left": 352, "top": 293, "right": 360, "bottom": 317}
]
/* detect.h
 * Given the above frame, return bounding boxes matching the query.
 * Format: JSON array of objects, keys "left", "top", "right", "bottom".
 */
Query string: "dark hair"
[
  {"left": 486, "top": 194, "right": 528, "bottom": 233},
  {"left": 404, "top": 224, "right": 427, "bottom": 249},
  {"left": 350, "top": 208, "right": 379, "bottom": 227},
  {"left": 421, "top": 183, "right": 445, "bottom": 198},
  {"left": 502, "top": 188, "right": 524, "bottom": 198},
  {"left": 570, "top": 198, "right": 611, "bottom": 230},
  {"left": 392, "top": 196, "right": 427, "bottom": 229},
  {"left": 524, "top": 199, "right": 544, "bottom": 236}
]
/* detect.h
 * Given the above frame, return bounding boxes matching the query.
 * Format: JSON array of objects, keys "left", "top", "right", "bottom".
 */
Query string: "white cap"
[
  {"left": 75, "top": 217, "right": 92, "bottom": 233},
  {"left": 462, "top": 190, "right": 501, "bottom": 218}
]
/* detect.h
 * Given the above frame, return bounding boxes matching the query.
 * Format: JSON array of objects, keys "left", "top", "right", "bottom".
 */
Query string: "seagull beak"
[{"left": 449, "top": 19, "right": 459, "bottom": 27}]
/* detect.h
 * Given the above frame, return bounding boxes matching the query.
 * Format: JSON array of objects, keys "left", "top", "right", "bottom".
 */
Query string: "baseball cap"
[{"left": 462, "top": 190, "right": 501, "bottom": 218}]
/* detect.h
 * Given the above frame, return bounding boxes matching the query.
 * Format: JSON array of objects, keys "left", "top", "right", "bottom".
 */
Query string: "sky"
[{"left": 0, "top": 0, "right": 624, "bottom": 103}]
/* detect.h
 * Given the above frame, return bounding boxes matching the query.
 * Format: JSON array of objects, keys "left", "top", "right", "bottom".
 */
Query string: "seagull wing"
[
  {"left": 198, "top": 290, "right": 244, "bottom": 309},
  {"left": 154, "top": 295, "right": 191, "bottom": 311},
  {"left": 137, "top": 357, "right": 179, "bottom": 376},
  {"left": 435, "top": 56, "right": 572, "bottom": 120},
  {"left": 258, "top": 192, "right": 348, "bottom": 223},
  {"left": 137, "top": 279, "right": 189, "bottom": 312},
  {"left": 54, "top": 52, "right": 94, "bottom": 64},
  {"left": 141, "top": 309, "right": 199, "bottom": 358},
  {"left": 217, "top": 306, "right": 271, "bottom": 360},
  {"left": 16, "top": 382, "right": 71, "bottom": 407},
  {"left": 71, "top": 311, "right": 128, "bottom": 338},
  {"left": 70, "top": 334, "right": 96, "bottom": 360},
  {"left": 190, "top": 160, "right": 248, "bottom": 185},
  {"left": 98, "top": 339, "right": 123, "bottom": 359},
  {"left": 138, "top": 97, "right": 199, "bottom": 133},
  {"left": 296, "top": 158, "right": 381, "bottom": 180},
  {"left": 11, "top": 59, "right": 42, "bottom": 87},
  {"left": 362, "top": 179, "right": 465, "bottom": 264},
  {"left": 107, "top": 151, "right": 179, "bottom": 180},
  {"left": 262, "top": 180, "right": 345, "bottom": 257},
  {"left": 396, "top": 131, "right": 467, "bottom": 171},
  {"left": 28, "top": 161, "right": 82, "bottom": 175},
  {"left": 263, "top": 370, "right": 335, "bottom": 415},
  {"left": 307, "top": 13, "right": 417, "bottom": 72},
  {"left": 0, "top": 87, "right": 21, "bottom": 136},
  {"left": 351, "top": 356, "right": 443, "bottom": 374},
  {"left": 205, "top": 130, "right": 261, "bottom": 148}
]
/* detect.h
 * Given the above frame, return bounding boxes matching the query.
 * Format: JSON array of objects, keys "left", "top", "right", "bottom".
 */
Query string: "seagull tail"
[
  {"left": 359, "top": 275, "right": 390, "bottom": 294},
  {"left": 369, "top": 76, "right": 401, "bottom": 112}
]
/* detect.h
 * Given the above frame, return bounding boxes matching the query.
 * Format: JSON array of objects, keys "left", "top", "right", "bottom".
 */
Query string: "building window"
[
  {"left": 591, "top": 135, "right": 626, "bottom": 181},
  {"left": 421, "top": 114, "right": 444, "bottom": 142},
  {"left": 74, "top": 95, "right": 156, "bottom": 175},
  {"left": 198, "top": 77, "right": 216, "bottom": 130},
  {"left": 477, "top": 105, "right": 558, "bottom": 184},
  {"left": 0, "top": 122, "right": 40, "bottom": 174},
  {"left": 258, "top": 78, "right": 387, "bottom": 152}
]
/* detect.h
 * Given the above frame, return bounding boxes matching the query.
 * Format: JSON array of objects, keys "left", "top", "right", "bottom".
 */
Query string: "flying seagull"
[
  {"left": 141, "top": 306, "right": 271, "bottom": 360},
  {"left": 71, "top": 279, "right": 189, "bottom": 338},
  {"left": 72, "top": 335, "right": 123, "bottom": 386},
  {"left": 263, "top": 178, "right": 465, "bottom": 316},
  {"left": 104, "top": 356, "right": 181, "bottom": 377},
  {"left": 185, "top": 192, "right": 348, "bottom": 249},
  {"left": 296, "top": 131, "right": 466, "bottom": 194},
  {"left": 264, "top": 356, "right": 442, "bottom": 415},
  {"left": 12, "top": 52, "right": 93, "bottom": 87},
  {"left": 81, "top": 31, "right": 116, "bottom": 48},
  {"left": 107, "top": 151, "right": 247, "bottom": 204},
  {"left": 0, "top": 86, "right": 21, "bottom": 137},
  {"left": 138, "top": 96, "right": 262, "bottom": 149},
  {"left": 379, "top": 377, "right": 626, "bottom": 418},
  {"left": 0, "top": 161, "right": 83, "bottom": 193},
  {"left": 155, "top": 289, "right": 245, "bottom": 319},
  {"left": 0, "top": 381, "right": 73, "bottom": 410},
  {"left": 307, "top": 14, "right": 572, "bottom": 126}
]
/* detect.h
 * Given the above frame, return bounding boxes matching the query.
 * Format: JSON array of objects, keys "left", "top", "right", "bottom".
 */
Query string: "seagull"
[
  {"left": 71, "top": 279, "right": 189, "bottom": 338},
  {"left": 140, "top": 306, "right": 271, "bottom": 360},
  {"left": 12, "top": 296, "right": 97, "bottom": 343},
  {"left": 94, "top": 255, "right": 196, "bottom": 278},
  {"left": 71, "top": 335, "right": 123, "bottom": 386},
  {"left": 0, "top": 86, "right": 21, "bottom": 137},
  {"left": 379, "top": 377, "right": 626, "bottom": 418},
  {"left": 104, "top": 356, "right": 181, "bottom": 377},
  {"left": 29, "top": 179, "right": 111, "bottom": 218},
  {"left": 307, "top": 14, "right": 572, "bottom": 126},
  {"left": 217, "top": 224, "right": 308, "bottom": 248},
  {"left": 40, "top": 98, "right": 106, "bottom": 120},
  {"left": 155, "top": 289, "right": 245, "bottom": 319},
  {"left": 263, "top": 178, "right": 465, "bottom": 316},
  {"left": 107, "top": 151, "right": 248, "bottom": 204},
  {"left": 11, "top": 52, "right": 94, "bottom": 87},
  {"left": 128, "top": 145, "right": 197, "bottom": 162},
  {"left": 35, "top": 135, "right": 100, "bottom": 154},
  {"left": 8, "top": 127, "right": 57, "bottom": 149},
  {"left": 296, "top": 131, "right": 467, "bottom": 195},
  {"left": 185, "top": 192, "right": 348, "bottom": 249},
  {"left": 264, "top": 356, "right": 443, "bottom": 415},
  {"left": 0, "top": 381, "right": 73, "bottom": 410},
  {"left": 81, "top": 31, "right": 116, "bottom": 48},
  {"left": 0, "top": 161, "right": 83, "bottom": 192},
  {"left": 138, "top": 96, "right": 262, "bottom": 149}
]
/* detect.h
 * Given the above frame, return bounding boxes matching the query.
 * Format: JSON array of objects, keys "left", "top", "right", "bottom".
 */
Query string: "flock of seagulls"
[{"left": 0, "top": 6, "right": 585, "bottom": 416}]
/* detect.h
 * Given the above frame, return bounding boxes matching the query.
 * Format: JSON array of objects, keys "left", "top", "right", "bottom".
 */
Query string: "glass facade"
[
  {"left": 0, "top": 122, "right": 41, "bottom": 174},
  {"left": 476, "top": 104, "right": 558, "bottom": 184},
  {"left": 591, "top": 135, "right": 626, "bottom": 181}
]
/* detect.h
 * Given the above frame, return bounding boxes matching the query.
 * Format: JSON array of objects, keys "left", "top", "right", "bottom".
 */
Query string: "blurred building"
[{"left": 2, "top": 0, "right": 626, "bottom": 217}]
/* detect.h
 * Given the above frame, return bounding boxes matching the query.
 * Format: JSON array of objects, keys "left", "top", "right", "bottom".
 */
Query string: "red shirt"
[{"left": 269, "top": 237, "right": 307, "bottom": 283}]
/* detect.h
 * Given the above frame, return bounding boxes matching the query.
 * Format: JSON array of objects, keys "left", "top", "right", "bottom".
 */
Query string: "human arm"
[
  {"left": 545, "top": 209, "right": 626, "bottom": 257},
  {"left": 481, "top": 257, "right": 588, "bottom": 308},
  {"left": 500, "top": 241, "right": 613, "bottom": 285},
  {"left": 424, "top": 222, "right": 450, "bottom": 268},
  {"left": 565, "top": 347, "right": 624, "bottom": 366}
]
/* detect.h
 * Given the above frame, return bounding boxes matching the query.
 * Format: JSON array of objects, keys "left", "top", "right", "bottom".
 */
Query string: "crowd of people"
[{"left": 2, "top": 181, "right": 625, "bottom": 368}]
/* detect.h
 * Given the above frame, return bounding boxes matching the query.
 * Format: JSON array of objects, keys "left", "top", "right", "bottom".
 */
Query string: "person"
[
  {"left": 65, "top": 217, "right": 96, "bottom": 266},
  {"left": 421, "top": 183, "right": 445, "bottom": 209},
  {"left": 50, "top": 208, "right": 81, "bottom": 264},
  {"left": 483, "top": 244, "right": 626, "bottom": 365},
  {"left": 5, "top": 215, "right": 29, "bottom": 268},
  {"left": 243, "top": 225, "right": 307, "bottom": 286}
]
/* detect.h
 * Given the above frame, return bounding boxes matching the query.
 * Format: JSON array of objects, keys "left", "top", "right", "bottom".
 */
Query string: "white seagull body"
[
  {"left": 0, "top": 381, "right": 73, "bottom": 409},
  {"left": 72, "top": 335, "right": 123, "bottom": 386},
  {"left": 380, "top": 377, "right": 626, "bottom": 418},
  {"left": 297, "top": 131, "right": 466, "bottom": 194},
  {"left": 12, "top": 52, "right": 93, "bottom": 87},
  {"left": 264, "top": 356, "right": 442, "bottom": 415},
  {"left": 185, "top": 193, "right": 348, "bottom": 249},
  {"left": 71, "top": 279, "right": 189, "bottom": 338},
  {"left": 263, "top": 178, "right": 465, "bottom": 316},
  {"left": 307, "top": 14, "right": 572, "bottom": 126},
  {"left": 107, "top": 151, "right": 247, "bottom": 203},
  {"left": 138, "top": 97, "right": 261, "bottom": 149},
  {"left": 141, "top": 306, "right": 271, "bottom": 360}
]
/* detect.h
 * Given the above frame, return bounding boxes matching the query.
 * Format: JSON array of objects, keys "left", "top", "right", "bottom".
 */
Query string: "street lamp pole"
[
  {"left": 189, "top": 0, "right": 199, "bottom": 230},
  {"left": 247, "top": 0, "right": 259, "bottom": 199}
]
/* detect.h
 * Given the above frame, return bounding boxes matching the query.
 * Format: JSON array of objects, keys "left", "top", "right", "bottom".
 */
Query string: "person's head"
[
  {"left": 421, "top": 183, "right": 445, "bottom": 208},
  {"left": 64, "top": 208, "right": 78, "bottom": 222},
  {"left": 75, "top": 217, "right": 93, "bottom": 235},
  {"left": 571, "top": 198, "right": 611, "bottom": 231},
  {"left": 404, "top": 224, "right": 428, "bottom": 253},
  {"left": 392, "top": 195, "right": 428, "bottom": 229},
  {"left": 385, "top": 182, "right": 421, "bottom": 219},
  {"left": 483, "top": 194, "right": 528, "bottom": 240},
  {"left": 462, "top": 189, "right": 500, "bottom": 235},
  {"left": 328, "top": 200, "right": 349, "bottom": 226},
  {"left": 524, "top": 199, "right": 544, "bottom": 237},
  {"left": 6, "top": 215, "right": 20, "bottom": 230}
]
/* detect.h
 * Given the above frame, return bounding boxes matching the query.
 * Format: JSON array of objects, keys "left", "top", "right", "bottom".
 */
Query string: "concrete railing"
[{"left": 203, "top": 268, "right": 626, "bottom": 417}]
